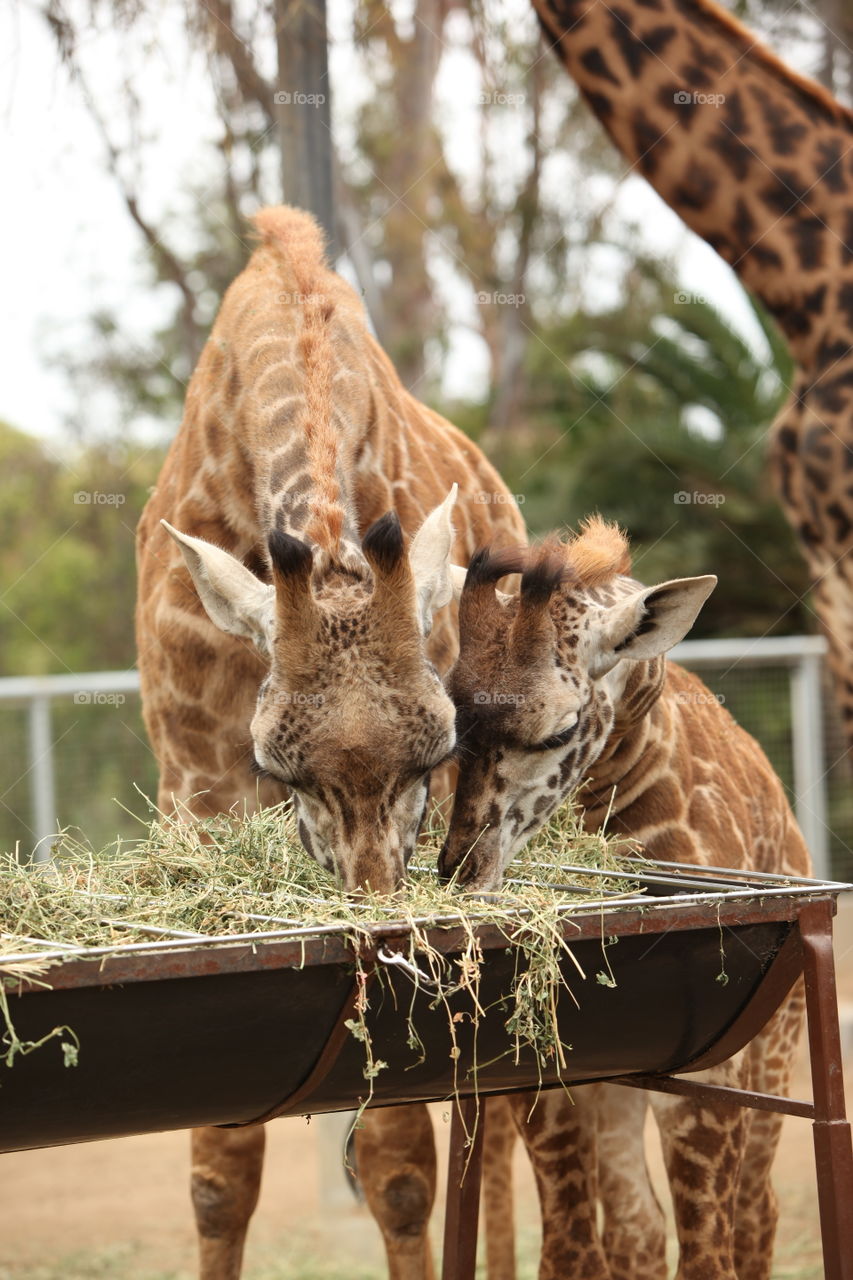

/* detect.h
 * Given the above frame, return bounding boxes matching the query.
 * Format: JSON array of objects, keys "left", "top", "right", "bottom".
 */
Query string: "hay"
[{"left": 0, "top": 797, "right": 645, "bottom": 1105}]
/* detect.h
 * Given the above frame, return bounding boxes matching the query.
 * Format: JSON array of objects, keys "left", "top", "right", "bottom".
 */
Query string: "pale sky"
[{"left": 0, "top": 0, "right": 823, "bottom": 448}]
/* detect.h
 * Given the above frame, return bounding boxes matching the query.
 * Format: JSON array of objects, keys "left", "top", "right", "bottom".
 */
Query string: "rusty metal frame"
[
  {"left": 800, "top": 898, "right": 853, "bottom": 1280},
  {"left": 3, "top": 885, "right": 840, "bottom": 996},
  {"left": 438, "top": 893, "right": 853, "bottom": 1280},
  {"left": 441, "top": 1096, "right": 486, "bottom": 1280},
  {"left": 3, "top": 866, "right": 851, "bottom": 1277}
]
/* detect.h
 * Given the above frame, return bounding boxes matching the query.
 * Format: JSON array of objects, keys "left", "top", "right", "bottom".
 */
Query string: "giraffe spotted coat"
[
  {"left": 530, "top": 0, "right": 853, "bottom": 749},
  {"left": 443, "top": 520, "right": 811, "bottom": 1279}
]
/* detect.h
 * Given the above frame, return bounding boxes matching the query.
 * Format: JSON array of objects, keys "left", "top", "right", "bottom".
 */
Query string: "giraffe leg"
[
  {"left": 650, "top": 1058, "right": 747, "bottom": 1280},
  {"left": 510, "top": 1089, "right": 611, "bottom": 1280},
  {"left": 734, "top": 980, "right": 806, "bottom": 1280},
  {"left": 482, "top": 1096, "right": 518, "bottom": 1280},
  {"left": 594, "top": 1084, "right": 667, "bottom": 1280},
  {"left": 191, "top": 1125, "right": 266, "bottom": 1280},
  {"left": 148, "top": 773, "right": 279, "bottom": 1280},
  {"left": 733, "top": 1110, "right": 780, "bottom": 1280},
  {"left": 355, "top": 1103, "right": 437, "bottom": 1280}
]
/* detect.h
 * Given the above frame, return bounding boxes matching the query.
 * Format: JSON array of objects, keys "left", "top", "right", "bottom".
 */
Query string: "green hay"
[{"left": 0, "top": 798, "right": 645, "bottom": 1107}]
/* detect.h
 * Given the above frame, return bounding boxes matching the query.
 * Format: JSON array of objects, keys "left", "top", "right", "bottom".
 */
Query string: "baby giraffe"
[{"left": 441, "top": 517, "right": 811, "bottom": 1280}]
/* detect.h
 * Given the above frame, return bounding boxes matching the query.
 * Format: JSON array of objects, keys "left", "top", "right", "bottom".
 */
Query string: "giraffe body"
[
  {"left": 135, "top": 205, "right": 525, "bottom": 1279},
  {"left": 532, "top": 0, "right": 853, "bottom": 746},
  {"left": 443, "top": 520, "right": 811, "bottom": 1276}
]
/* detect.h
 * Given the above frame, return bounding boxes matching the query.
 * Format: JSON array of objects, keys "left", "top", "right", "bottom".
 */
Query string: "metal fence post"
[
  {"left": 28, "top": 695, "right": 56, "bottom": 863},
  {"left": 790, "top": 653, "right": 829, "bottom": 879}
]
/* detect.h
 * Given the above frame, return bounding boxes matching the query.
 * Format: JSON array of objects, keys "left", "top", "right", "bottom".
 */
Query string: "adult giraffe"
[
  {"left": 531, "top": 0, "right": 853, "bottom": 747},
  {"left": 136, "top": 204, "right": 525, "bottom": 1279}
]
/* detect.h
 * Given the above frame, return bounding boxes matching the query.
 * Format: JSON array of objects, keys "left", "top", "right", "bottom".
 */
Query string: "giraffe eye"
[
  {"left": 411, "top": 748, "right": 454, "bottom": 780},
  {"left": 250, "top": 757, "right": 277, "bottom": 782},
  {"left": 251, "top": 757, "right": 299, "bottom": 789},
  {"left": 533, "top": 721, "right": 578, "bottom": 752}
]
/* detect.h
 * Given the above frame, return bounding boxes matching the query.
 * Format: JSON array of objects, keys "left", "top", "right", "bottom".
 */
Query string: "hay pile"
[{"left": 0, "top": 799, "right": 644, "bottom": 1098}]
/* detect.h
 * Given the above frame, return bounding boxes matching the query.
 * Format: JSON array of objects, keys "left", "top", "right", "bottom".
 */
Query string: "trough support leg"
[
  {"left": 441, "top": 1096, "right": 486, "bottom": 1280},
  {"left": 799, "top": 898, "right": 853, "bottom": 1280}
]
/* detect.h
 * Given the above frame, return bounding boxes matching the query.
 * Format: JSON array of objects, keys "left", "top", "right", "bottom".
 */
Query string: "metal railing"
[
  {"left": 0, "top": 671, "right": 142, "bottom": 862},
  {"left": 669, "top": 634, "right": 830, "bottom": 877},
  {"left": 0, "top": 635, "right": 840, "bottom": 877}
]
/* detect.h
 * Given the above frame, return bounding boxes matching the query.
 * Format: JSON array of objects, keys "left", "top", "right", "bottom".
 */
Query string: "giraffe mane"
[
  {"left": 562, "top": 515, "right": 631, "bottom": 587},
  {"left": 691, "top": 0, "right": 853, "bottom": 129},
  {"left": 252, "top": 207, "right": 345, "bottom": 556},
  {"left": 465, "top": 520, "right": 631, "bottom": 601}
]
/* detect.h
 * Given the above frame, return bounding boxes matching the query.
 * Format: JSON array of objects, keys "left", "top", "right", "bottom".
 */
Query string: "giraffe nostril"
[
  {"left": 297, "top": 819, "right": 314, "bottom": 858},
  {"left": 438, "top": 840, "right": 481, "bottom": 887},
  {"left": 437, "top": 840, "right": 454, "bottom": 883}
]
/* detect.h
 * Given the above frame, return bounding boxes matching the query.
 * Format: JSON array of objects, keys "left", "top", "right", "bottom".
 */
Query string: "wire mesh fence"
[
  {"left": 1, "top": 639, "right": 851, "bottom": 881},
  {"left": 670, "top": 641, "right": 852, "bottom": 884},
  {"left": 0, "top": 685, "right": 158, "bottom": 861}
]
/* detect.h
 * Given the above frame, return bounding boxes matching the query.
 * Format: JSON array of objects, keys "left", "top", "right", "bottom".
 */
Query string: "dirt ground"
[{"left": 1, "top": 900, "right": 852, "bottom": 1279}]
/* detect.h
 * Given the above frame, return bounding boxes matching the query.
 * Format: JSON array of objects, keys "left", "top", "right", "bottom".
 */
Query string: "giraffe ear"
[
  {"left": 161, "top": 521, "right": 276, "bottom": 657},
  {"left": 589, "top": 576, "right": 717, "bottom": 678},
  {"left": 408, "top": 484, "right": 459, "bottom": 634},
  {"left": 448, "top": 564, "right": 468, "bottom": 602}
]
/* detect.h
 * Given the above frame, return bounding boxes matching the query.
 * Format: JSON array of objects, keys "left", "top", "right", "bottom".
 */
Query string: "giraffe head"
[
  {"left": 162, "top": 489, "right": 462, "bottom": 892},
  {"left": 440, "top": 518, "right": 716, "bottom": 891}
]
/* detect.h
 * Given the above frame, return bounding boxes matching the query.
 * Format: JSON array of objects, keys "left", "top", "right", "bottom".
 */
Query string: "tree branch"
[
  {"left": 201, "top": 0, "right": 275, "bottom": 121},
  {"left": 41, "top": 3, "right": 204, "bottom": 364}
]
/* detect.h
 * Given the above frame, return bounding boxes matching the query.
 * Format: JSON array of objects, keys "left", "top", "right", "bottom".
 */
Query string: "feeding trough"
[{"left": 1, "top": 858, "right": 852, "bottom": 1280}]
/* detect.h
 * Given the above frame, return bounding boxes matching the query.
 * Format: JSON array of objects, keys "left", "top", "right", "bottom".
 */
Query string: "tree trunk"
[
  {"left": 380, "top": 0, "right": 445, "bottom": 390},
  {"left": 487, "top": 56, "right": 544, "bottom": 446},
  {"left": 275, "top": 0, "right": 338, "bottom": 258}
]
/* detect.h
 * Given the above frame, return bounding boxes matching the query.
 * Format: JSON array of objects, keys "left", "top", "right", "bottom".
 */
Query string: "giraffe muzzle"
[{"left": 437, "top": 836, "right": 501, "bottom": 893}]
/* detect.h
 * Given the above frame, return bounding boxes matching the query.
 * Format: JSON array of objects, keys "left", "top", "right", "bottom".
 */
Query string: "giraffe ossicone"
[{"left": 161, "top": 481, "right": 463, "bottom": 652}]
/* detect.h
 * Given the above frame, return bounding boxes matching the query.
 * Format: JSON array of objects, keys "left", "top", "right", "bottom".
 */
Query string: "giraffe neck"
[
  {"left": 533, "top": 0, "right": 853, "bottom": 367},
  {"left": 212, "top": 210, "right": 368, "bottom": 574},
  {"left": 226, "top": 315, "right": 365, "bottom": 572},
  {"left": 577, "top": 656, "right": 673, "bottom": 829}
]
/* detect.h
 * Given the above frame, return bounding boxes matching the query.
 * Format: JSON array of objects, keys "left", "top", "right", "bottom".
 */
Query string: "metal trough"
[
  {"left": 1, "top": 860, "right": 852, "bottom": 1280},
  {"left": 0, "top": 861, "right": 845, "bottom": 1146}
]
